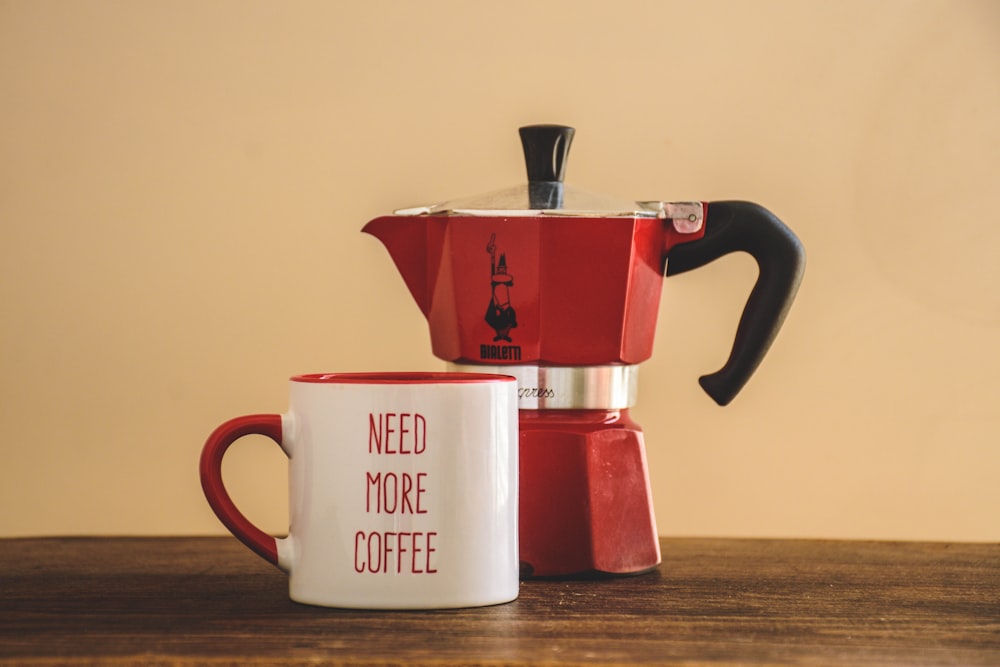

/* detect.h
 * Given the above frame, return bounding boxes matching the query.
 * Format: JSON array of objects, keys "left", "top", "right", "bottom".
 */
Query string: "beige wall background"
[{"left": 2, "top": 0, "right": 998, "bottom": 541}]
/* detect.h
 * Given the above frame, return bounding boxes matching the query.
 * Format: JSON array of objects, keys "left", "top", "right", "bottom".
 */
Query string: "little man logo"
[
  {"left": 481, "top": 233, "right": 522, "bottom": 362},
  {"left": 484, "top": 233, "right": 517, "bottom": 342}
]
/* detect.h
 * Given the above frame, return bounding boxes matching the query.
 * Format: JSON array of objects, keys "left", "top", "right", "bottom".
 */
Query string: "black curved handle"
[{"left": 666, "top": 201, "right": 805, "bottom": 406}]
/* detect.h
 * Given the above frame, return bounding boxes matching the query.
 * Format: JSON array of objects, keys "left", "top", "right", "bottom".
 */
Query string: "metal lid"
[
  {"left": 394, "top": 183, "right": 668, "bottom": 218},
  {"left": 393, "top": 125, "right": 669, "bottom": 219}
]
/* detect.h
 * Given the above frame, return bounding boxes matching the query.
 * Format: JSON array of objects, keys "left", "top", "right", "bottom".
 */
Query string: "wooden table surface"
[{"left": 0, "top": 537, "right": 997, "bottom": 666}]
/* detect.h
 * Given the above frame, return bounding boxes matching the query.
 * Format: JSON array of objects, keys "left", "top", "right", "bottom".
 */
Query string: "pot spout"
[{"left": 362, "top": 215, "right": 444, "bottom": 317}]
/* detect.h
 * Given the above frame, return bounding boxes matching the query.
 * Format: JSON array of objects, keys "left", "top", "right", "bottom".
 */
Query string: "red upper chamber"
[{"left": 363, "top": 213, "right": 705, "bottom": 366}]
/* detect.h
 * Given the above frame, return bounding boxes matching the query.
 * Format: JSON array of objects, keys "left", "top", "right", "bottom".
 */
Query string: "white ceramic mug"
[{"left": 200, "top": 372, "right": 519, "bottom": 609}]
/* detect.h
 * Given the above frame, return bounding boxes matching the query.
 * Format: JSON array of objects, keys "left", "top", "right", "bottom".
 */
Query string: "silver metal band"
[{"left": 447, "top": 363, "right": 639, "bottom": 410}]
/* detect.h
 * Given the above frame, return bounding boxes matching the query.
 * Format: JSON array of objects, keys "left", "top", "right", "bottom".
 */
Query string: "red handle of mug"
[{"left": 199, "top": 414, "right": 284, "bottom": 566}]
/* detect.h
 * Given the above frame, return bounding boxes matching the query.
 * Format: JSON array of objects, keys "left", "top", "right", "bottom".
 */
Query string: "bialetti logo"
[
  {"left": 479, "top": 344, "right": 522, "bottom": 361},
  {"left": 481, "top": 232, "right": 522, "bottom": 361}
]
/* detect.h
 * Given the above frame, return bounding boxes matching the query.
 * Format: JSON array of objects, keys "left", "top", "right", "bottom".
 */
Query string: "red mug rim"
[{"left": 291, "top": 372, "right": 516, "bottom": 385}]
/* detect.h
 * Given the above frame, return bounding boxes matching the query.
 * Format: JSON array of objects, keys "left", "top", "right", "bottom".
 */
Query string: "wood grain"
[{"left": 0, "top": 537, "right": 996, "bottom": 666}]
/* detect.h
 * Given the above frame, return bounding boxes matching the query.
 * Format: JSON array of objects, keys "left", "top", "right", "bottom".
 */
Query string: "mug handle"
[{"left": 199, "top": 414, "right": 285, "bottom": 567}]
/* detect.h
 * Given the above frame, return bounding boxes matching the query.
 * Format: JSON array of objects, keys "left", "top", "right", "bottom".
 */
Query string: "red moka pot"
[{"left": 364, "top": 125, "right": 805, "bottom": 576}]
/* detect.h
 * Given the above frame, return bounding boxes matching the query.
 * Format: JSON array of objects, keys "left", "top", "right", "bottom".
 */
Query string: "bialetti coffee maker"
[{"left": 364, "top": 125, "right": 805, "bottom": 576}]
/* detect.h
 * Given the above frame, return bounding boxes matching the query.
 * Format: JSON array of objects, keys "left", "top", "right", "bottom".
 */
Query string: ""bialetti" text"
[{"left": 480, "top": 344, "right": 522, "bottom": 361}]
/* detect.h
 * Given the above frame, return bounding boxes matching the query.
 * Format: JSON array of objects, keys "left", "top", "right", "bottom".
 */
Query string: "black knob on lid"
[{"left": 519, "top": 125, "right": 575, "bottom": 183}]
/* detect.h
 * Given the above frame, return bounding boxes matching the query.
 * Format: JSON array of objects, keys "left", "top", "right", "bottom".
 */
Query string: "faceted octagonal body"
[{"left": 365, "top": 214, "right": 688, "bottom": 367}]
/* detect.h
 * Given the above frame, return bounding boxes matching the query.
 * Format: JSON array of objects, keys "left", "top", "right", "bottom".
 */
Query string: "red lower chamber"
[{"left": 517, "top": 409, "right": 661, "bottom": 577}]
